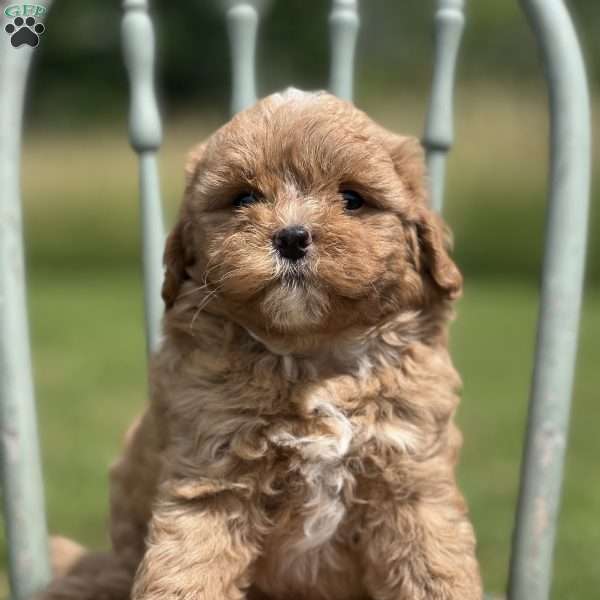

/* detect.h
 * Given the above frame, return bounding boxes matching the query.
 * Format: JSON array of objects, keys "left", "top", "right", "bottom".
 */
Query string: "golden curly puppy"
[{"left": 41, "top": 90, "right": 481, "bottom": 600}]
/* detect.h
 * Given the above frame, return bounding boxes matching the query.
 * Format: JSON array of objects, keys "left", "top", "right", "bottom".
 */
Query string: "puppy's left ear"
[
  {"left": 414, "top": 207, "right": 463, "bottom": 300},
  {"left": 383, "top": 132, "right": 462, "bottom": 300}
]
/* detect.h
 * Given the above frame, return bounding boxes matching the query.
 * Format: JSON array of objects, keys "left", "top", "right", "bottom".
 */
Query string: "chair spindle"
[
  {"left": 329, "top": 0, "right": 359, "bottom": 102},
  {"left": 226, "top": 2, "right": 259, "bottom": 115},
  {"left": 122, "top": 0, "right": 165, "bottom": 356},
  {"left": 423, "top": 0, "right": 465, "bottom": 213}
]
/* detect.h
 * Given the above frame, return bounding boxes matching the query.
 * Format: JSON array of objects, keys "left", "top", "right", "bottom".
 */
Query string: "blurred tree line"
[{"left": 27, "top": 0, "right": 599, "bottom": 125}]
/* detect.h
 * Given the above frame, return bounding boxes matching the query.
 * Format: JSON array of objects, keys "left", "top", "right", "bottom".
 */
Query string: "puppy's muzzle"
[{"left": 273, "top": 225, "right": 311, "bottom": 261}]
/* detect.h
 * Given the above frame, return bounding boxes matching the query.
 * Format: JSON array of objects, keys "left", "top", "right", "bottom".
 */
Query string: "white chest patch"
[{"left": 268, "top": 396, "right": 353, "bottom": 558}]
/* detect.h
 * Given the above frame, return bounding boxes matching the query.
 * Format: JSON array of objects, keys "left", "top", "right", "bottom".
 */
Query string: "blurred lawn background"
[{"left": 1, "top": 0, "right": 599, "bottom": 599}]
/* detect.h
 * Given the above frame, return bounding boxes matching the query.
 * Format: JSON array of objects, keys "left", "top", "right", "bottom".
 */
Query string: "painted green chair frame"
[{"left": 0, "top": 1, "right": 591, "bottom": 599}]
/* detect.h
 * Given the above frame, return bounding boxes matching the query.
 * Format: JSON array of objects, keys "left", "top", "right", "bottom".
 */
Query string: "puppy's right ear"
[
  {"left": 162, "top": 142, "right": 208, "bottom": 309},
  {"left": 162, "top": 218, "right": 190, "bottom": 310},
  {"left": 184, "top": 142, "right": 207, "bottom": 188}
]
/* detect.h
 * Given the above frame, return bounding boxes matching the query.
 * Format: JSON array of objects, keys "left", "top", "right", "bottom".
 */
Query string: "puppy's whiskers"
[
  {"left": 178, "top": 283, "right": 211, "bottom": 299},
  {"left": 189, "top": 283, "right": 225, "bottom": 333},
  {"left": 188, "top": 262, "right": 269, "bottom": 334}
]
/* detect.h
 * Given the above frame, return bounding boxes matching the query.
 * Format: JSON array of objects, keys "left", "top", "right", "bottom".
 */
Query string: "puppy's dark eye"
[
  {"left": 341, "top": 190, "right": 365, "bottom": 211},
  {"left": 233, "top": 191, "right": 259, "bottom": 208}
]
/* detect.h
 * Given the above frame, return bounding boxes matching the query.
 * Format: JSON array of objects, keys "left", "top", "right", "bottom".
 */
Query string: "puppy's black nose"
[{"left": 273, "top": 225, "right": 311, "bottom": 261}]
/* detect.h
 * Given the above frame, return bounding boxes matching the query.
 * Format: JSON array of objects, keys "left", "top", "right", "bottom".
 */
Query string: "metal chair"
[{"left": 0, "top": 1, "right": 591, "bottom": 599}]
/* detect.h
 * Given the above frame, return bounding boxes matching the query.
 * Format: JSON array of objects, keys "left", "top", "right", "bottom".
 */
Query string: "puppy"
[{"left": 41, "top": 89, "right": 482, "bottom": 600}]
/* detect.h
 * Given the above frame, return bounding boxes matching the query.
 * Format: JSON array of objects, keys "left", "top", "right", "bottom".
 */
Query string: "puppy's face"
[{"left": 163, "top": 91, "right": 461, "bottom": 345}]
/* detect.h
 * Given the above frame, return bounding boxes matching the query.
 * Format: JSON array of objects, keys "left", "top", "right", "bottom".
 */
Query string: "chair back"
[{"left": 0, "top": 2, "right": 591, "bottom": 599}]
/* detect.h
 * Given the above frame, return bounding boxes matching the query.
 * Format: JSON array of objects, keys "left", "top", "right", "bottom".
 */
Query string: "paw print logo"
[{"left": 4, "top": 16, "right": 45, "bottom": 48}]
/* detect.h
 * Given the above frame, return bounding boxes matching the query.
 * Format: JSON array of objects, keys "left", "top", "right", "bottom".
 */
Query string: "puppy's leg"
[
  {"left": 49, "top": 536, "right": 87, "bottom": 578},
  {"left": 132, "top": 485, "right": 265, "bottom": 600},
  {"left": 109, "top": 410, "right": 162, "bottom": 572},
  {"left": 359, "top": 487, "right": 482, "bottom": 600},
  {"left": 34, "top": 551, "right": 133, "bottom": 600}
]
